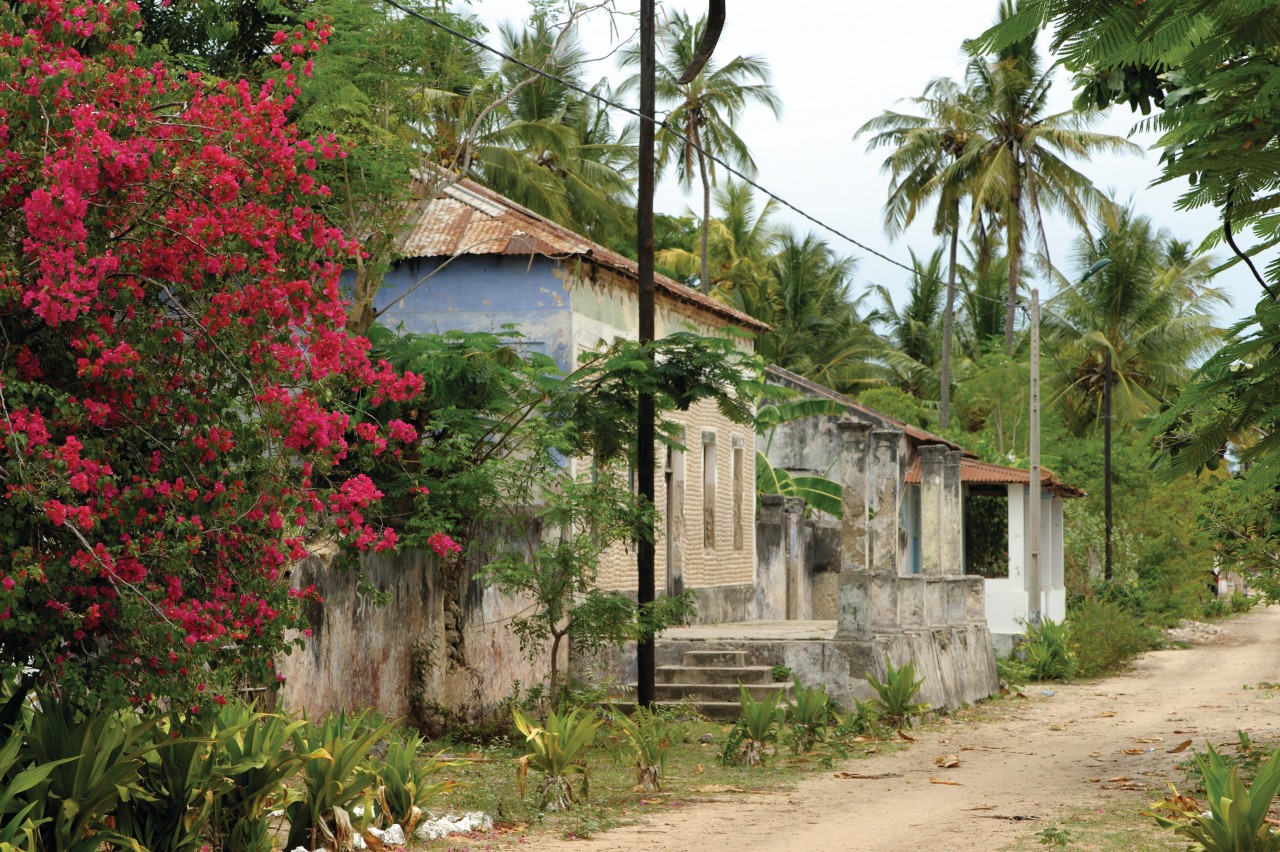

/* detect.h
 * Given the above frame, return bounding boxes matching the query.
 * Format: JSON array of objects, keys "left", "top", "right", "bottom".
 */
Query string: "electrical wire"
[{"left": 377, "top": 0, "right": 1016, "bottom": 309}]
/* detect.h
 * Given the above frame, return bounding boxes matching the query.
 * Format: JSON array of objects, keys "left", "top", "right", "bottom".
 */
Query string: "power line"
[{"left": 377, "top": 0, "right": 1014, "bottom": 308}]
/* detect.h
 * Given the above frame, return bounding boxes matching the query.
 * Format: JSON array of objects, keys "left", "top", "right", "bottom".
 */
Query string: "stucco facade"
[{"left": 376, "top": 179, "right": 763, "bottom": 617}]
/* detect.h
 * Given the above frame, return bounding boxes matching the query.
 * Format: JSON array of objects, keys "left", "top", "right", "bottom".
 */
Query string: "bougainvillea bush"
[{"left": 0, "top": 1, "right": 432, "bottom": 710}]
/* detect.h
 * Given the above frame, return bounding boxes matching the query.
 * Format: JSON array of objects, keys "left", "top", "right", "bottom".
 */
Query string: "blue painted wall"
[{"left": 374, "top": 255, "right": 576, "bottom": 371}]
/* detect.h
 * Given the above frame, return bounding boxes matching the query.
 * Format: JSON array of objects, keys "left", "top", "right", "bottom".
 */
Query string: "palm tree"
[
  {"left": 857, "top": 76, "right": 982, "bottom": 428},
  {"left": 725, "top": 229, "right": 882, "bottom": 394},
  {"left": 620, "top": 10, "right": 781, "bottom": 292},
  {"left": 958, "top": 0, "right": 1139, "bottom": 353},
  {"left": 871, "top": 248, "right": 947, "bottom": 399},
  {"left": 656, "top": 181, "right": 778, "bottom": 296},
  {"left": 1045, "top": 207, "right": 1227, "bottom": 434},
  {"left": 467, "top": 20, "right": 635, "bottom": 246}
]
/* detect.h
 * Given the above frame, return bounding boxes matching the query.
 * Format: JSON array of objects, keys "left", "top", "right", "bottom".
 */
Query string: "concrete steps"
[{"left": 629, "top": 648, "right": 792, "bottom": 720}]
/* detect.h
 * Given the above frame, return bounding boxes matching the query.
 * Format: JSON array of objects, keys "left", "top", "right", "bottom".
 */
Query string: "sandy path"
[{"left": 511, "top": 606, "right": 1280, "bottom": 851}]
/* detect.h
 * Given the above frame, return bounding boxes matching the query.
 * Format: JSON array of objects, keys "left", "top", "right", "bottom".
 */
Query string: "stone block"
[
  {"left": 897, "top": 576, "right": 925, "bottom": 628},
  {"left": 835, "top": 571, "right": 872, "bottom": 639}
]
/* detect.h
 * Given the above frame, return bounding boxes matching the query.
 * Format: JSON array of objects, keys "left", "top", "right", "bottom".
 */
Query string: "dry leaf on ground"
[
  {"left": 1167, "top": 740, "right": 1193, "bottom": 754},
  {"left": 935, "top": 754, "right": 961, "bottom": 768},
  {"left": 929, "top": 778, "right": 962, "bottom": 786}
]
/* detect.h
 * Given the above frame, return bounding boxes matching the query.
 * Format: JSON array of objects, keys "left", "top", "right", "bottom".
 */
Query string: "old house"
[
  {"left": 379, "top": 176, "right": 769, "bottom": 621},
  {"left": 760, "top": 365, "right": 1082, "bottom": 654}
]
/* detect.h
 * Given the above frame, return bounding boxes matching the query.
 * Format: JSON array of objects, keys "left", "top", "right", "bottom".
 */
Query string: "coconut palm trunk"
[
  {"left": 695, "top": 123, "right": 713, "bottom": 293},
  {"left": 940, "top": 200, "right": 960, "bottom": 429}
]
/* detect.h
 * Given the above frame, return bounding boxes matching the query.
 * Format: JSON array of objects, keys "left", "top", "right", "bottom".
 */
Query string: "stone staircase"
[{"left": 636, "top": 649, "right": 794, "bottom": 720}]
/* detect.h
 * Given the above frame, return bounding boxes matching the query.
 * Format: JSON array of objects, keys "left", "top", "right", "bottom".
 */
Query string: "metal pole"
[
  {"left": 1028, "top": 288, "right": 1042, "bottom": 623},
  {"left": 1103, "top": 348, "right": 1113, "bottom": 582},
  {"left": 635, "top": 0, "right": 657, "bottom": 709}
]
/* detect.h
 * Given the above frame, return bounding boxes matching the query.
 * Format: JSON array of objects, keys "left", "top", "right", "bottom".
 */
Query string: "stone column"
[
  {"left": 755, "top": 495, "right": 787, "bottom": 621},
  {"left": 835, "top": 419, "right": 872, "bottom": 639},
  {"left": 918, "top": 445, "right": 947, "bottom": 576},
  {"left": 868, "top": 428, "right": 902, "bottom": 576},
  {"left": 784, "top": 497, "right": 809, "bottom": 620},
  {"left": 837, "top": 418, "right": 870, "bottom": 571},
  {"left": 941, "top": 450, "right": 965, "bottom": 575}
]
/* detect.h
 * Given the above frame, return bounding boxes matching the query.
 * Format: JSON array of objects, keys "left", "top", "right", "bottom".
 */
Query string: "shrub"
[
  {"left": 1067, "top": 599, "right": 1159, "bottom": 679},
  {"left": 865, "top": 658, "right": 928, "bottom": 726},
  {"left": 1021, "top": 618, "right": 1075, "bottom": 681},
  {"left": 1230, "top": 591, "right": 1256, "bottom": 614}
]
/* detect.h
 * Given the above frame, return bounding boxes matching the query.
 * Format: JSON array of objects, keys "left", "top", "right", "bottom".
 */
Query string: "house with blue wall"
[{"left": 377, "top": 177, "right": 771, "bottom": 622}]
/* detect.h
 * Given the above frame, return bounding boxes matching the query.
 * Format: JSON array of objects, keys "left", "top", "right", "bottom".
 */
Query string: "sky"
[{"left": 468, "top": 0, "right": 1254, "bottom": 329}]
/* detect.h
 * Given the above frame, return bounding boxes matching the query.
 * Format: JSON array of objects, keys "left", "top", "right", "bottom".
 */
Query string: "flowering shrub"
[{"left": 0, "top": 1, "right": 432, "bottom": 709}]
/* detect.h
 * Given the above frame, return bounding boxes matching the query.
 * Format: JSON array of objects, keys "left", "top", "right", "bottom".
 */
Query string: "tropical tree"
[
  {"left": 958, "top": 249, "right": 1011, "bottom": 360},
  {"left": 620, "top": 10, "right": 781, "bottom": 292},
  {"left": 467, "top": 18, "right": 636, "bottom": 247},
  {"left": 727, "top": 230, "right": 882, "bottom": 394},
  {"left": 1044, "top": 207, "right": 1227, "bottom": 434},
  {"left": 656, "top": 181, "right": 779, "bottom": 296},
  {"left": 858, "top": 76, "right": 983, "bottom": 428},
  {"left": 959, "top": 0, "right": 1138, "bottom": 353},
  {"left": 871, "top": 249, "right": 948, "bottom": 399}
]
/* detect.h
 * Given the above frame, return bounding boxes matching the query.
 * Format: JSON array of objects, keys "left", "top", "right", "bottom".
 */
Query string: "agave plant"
[
  {"left": 787, "top": 678, "right": 833, "bottom": 753},
  {"left": 113, "top": 717, "right": 232, "bottom": 852},
  {"left": 1146, "top": 744, "right": 1280, "bottom": 851},
  {"left": 0, "top": 731, "right": 72, "bottom": 852},
  {"left": 210, "top": 702, "right": 319, "bottom": 852},
  {"left": 284, "top": 710, "right": 392, "bottom": 851},
  {"left": 732, "top": 685, "right": 785, "bottom": 767},
  {"left": 865, "top": 657, "right": 928, "bottom": 727},
  {"left": 513, "top": 707, "right": 601, "bottom": 811},
  {"left": 610, "top": 706, "right": 686, "bottom": 791},
  {"left": 23, "top": 696, "right": 158, "bottom": 852},
  {"left": 374, "top": 733, "right": 457, "bottom": 835}
]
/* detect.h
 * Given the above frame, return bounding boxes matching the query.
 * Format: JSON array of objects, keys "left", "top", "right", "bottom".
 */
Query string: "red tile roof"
[
  {"left": 398, "top": 174, "right": 771, "bottom": 333},
  {"left": 904, "top": 456, "right": 1085, "bottom": 498}
]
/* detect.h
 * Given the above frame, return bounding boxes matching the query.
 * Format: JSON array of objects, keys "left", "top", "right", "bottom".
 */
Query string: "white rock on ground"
[
  {"left": 1165, "top": 619, "right": 1228, "bottom": 645},
  {"left": 415, "top": 812, "right": 494, "bottom": 841}
]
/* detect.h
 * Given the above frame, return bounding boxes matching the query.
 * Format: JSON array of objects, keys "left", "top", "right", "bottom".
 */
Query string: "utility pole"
[
  {"left": 1028, "top": 288, "right": 1042, "bottom": 623},
  {"left": 635, "top": 0, "right": 657, "bottom": 709},
  {"left": 1103, "top": 349, "right": 1113, "bottom": 582},
  {"left": 1027, "top": 259, "right": 1110, "bottom": 624}
]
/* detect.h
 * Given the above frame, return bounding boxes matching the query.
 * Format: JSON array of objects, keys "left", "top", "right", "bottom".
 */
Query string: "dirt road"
[{"left": 515, "top": 606, "right": 1280, "bottom": 851}]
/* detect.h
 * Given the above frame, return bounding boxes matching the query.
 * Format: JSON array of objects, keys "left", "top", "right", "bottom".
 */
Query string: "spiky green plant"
[
  {"left": 513, "top": 707, "right": 601, "bottom": 811},
  {"left": 209, "top": 703, "right": 319, "bottom": 852},
  {"left": 610, "top": 706, "right": 686, "bottom": 791},
  {"left": 730, "top": 685, "right": 785, "bottom": 767},
  {"left": 787, "top": 678, "right": 834, "bottom": 753},
  {"left": 1022, "top": 617, "right": 1074, "bottom": 681},
  {"left": 374, "top": 734, "right": 457, "bottom": 834},
  {"left": 1146, "top": 743, "right": 1280, "bottom": 851},
  {"left": 865, "top": 657, "right": 928, "bottom": 727},
  {"left": 284, "top": 711, "right": 391, "bottom": 851}
]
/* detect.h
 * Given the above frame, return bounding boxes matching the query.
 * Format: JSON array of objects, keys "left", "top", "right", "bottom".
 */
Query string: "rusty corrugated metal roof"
[
  {"left": 903, "top": 457, "right": 1084, "bottom": 498},
  {"left": 764, "top": 365, "right": 971, "bottom": 454},
  {"left": 398, "top": 175, "right": 771, "bottom": 333}
]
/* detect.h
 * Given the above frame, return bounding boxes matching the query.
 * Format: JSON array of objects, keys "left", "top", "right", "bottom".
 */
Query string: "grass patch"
[
  {"left": 419, "top": 711, "right": 894, "bottom": 844},
  {"left": 998, "top": 800, "right": 1179, "bottom": 850}
]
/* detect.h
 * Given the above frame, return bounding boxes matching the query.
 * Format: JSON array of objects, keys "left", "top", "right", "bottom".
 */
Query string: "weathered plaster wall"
[
  {"left": 573, "top": 264, "right": 757, "bottom": 596},
  {"left": 376, "top": 255, "right": 576, "bottom": 369},
  {"left": 279, "top": 546, "right": 555, "bottom": 721}
]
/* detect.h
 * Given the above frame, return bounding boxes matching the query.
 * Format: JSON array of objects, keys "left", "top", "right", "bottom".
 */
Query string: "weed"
[
  {"left": 770, "top": 664, "right": 793, "bottom": 682},
  {"left": 997, "top": 654, "right": 1032, "bottom": 690},
  {"left": 865, "top": 657, "right": 928, "bottom": 726},
  {"left": 1037, "top": 825, "right": 1073, "bottom": 846}
]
